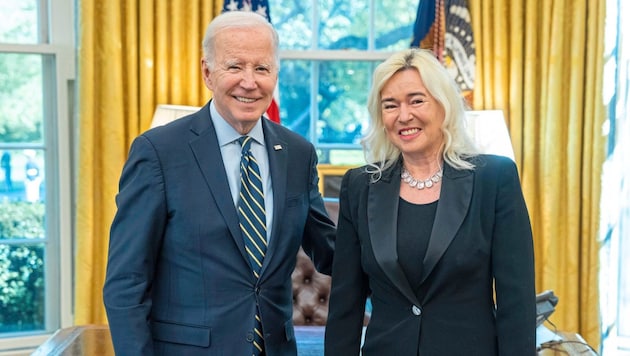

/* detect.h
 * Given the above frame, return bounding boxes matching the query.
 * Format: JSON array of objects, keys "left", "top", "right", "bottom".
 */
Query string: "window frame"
[
  {"left": 0, "top": 0, "right": 75, "bottom": 351},
  {"left": 279, "top": 49, "right": 392, "bottom": 163},
  {"left": 599, "top": 0, "right": 630, "bottom": 354},
  {"left": 273, "top": 0, "right": 416, "bottom": 165}
]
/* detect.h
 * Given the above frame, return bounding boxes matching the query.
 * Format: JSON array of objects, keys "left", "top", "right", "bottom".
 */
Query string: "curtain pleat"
[
  {"left": 580, "top": 0, "right": 606, "bottom": 343},
  {"left": 470, "top": 0, "right": 605, "bottom": 348},
  {"left": 74, "top": 0, "right": 223, "bottom": 325}
]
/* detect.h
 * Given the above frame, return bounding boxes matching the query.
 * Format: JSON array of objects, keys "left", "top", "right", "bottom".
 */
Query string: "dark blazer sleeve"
[
  {"left": 103, "top": 135, "right": 166, "bottom": 355},
  {"left": 491, "top": 157, "right": 536, "bottom": 355},
  {"left": 299, "top": 146, "right": 336, "bottom": 276},
  {"left": 324, "top": 168, "right": 370, "bottom": 355}
]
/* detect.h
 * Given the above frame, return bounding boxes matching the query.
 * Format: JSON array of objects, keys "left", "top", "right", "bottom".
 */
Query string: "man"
[{"left": 103, "top": 11, "right": 336, "bottom": 356}]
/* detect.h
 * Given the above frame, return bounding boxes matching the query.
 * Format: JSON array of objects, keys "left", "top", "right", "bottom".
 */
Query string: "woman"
[{"left": 324, "top": 48, "right": 536, "bottom": 355}]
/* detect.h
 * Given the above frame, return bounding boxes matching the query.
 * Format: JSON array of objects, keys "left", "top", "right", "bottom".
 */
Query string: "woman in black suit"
[{"left": 324, "top": 48, "right": 535, "bottom": 356}]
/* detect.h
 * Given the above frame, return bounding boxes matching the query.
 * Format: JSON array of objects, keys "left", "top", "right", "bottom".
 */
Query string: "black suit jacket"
[
  {"left": 325, "top": 155, "right": 536, "bottom": 356},
  {"left": 103, "top": 102, "right": 336, "bottom": 355}
]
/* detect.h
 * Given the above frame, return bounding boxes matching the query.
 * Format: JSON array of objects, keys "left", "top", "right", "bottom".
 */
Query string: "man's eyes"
[{"left": 224, "top": 65, "right": 270, "bottom": 72}]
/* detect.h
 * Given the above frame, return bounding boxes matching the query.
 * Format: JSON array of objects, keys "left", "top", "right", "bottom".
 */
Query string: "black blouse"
[{"left": 396, "top": 198, "right": 438, "bottom": 292}]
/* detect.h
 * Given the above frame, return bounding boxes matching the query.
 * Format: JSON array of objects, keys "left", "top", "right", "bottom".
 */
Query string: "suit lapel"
[
  {"left": 188, "top": 105, "right": 249, "bottom": 264},
  {"left": 259, "top": 121, "right": 288, "bottom": 276},
  {"left": 420, "top": 163, "right": 473, "bottom": 284},
  {"left": 368, "top": 162, "right": 420, "bottom": 305},
  {"left": 368, "top": 161, "right": 473, "bottom": 303}
]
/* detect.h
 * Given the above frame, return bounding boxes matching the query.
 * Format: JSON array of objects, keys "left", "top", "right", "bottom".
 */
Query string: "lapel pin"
[{"left": 273, "top": 145, "right": 283, "bottom": 151}]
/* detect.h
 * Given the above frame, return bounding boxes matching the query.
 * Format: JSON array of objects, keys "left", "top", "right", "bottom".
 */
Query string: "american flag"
[
  {"left": 222, "top": 0, "right": 281, "bottom": 123},
  {"left": 411, "top": 0, "right": 475, "bottom": 103},
  {"left": 443, "top": 0, "right": 475, "bottom": 100},
  {"left": 410, "top": 0, "right": 437, "bottom": 49},
  {"left": 223, "top": 0, "right": 271, "bottom": 20}
]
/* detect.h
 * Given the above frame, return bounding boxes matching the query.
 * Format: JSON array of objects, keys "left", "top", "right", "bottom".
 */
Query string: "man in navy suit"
[{"left": 103, "top": 11, "right": 335, "bottom": 355}]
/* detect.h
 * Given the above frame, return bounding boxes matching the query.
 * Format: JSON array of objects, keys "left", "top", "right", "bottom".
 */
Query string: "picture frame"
[{"left": 317, "top": 164, "right": 355, "bottom": 198}]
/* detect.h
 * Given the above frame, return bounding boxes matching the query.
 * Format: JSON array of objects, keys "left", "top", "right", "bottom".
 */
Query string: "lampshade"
[
  {"left": 464, "top": 110, "right": 515, "bottom": 161},
  {"left": 150, "top": 104, "right": 201, "bottom": 128}
]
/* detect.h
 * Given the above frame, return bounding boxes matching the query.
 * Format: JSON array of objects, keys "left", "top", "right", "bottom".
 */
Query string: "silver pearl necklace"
[{"left": 401, "top": 166, "right": 443, "bottom": 190}]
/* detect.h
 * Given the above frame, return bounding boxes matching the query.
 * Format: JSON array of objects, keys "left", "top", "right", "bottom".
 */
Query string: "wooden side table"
[
  {"left": 32, "top": 325, "right": 114, "bottom": 356},
  {"left": 538, "top": 331, "right": 598, "bottom": 355}
]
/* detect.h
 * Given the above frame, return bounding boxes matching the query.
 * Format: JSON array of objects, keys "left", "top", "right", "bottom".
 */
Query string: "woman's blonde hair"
[{"left": 362, "top": 48, "right": 478, "bottom": 181}]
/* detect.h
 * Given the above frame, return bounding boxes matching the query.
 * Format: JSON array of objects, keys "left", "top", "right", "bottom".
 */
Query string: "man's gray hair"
[{"left": 202, "top": 11, "right": 280, "bottom": 70}]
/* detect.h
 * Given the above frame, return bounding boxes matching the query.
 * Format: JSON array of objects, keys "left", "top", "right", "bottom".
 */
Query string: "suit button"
[
  {"left": 412, "top": 305, "right": 422, "bottom": 316},
  {"left": 246, "top": 332, "right": 254, "bottom": 342}
]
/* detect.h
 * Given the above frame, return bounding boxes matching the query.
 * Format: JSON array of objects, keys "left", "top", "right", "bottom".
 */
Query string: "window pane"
[
  {"left": 272, "top": 1, "right": 313, "bottom": 50},
  {"left": 279, "top": 59, "right": 313, "bottom": 139},
  {"left": 0, "top": 243, "right": 45, "bottom": 332},
  {"left": 0, "top": 0, "right": 40, "bottom": 44},
  {"left": 317, "top": 60, "right": 372, "bottom": 145},
  {"left": 0, "top": 0, "right": 67, "bottom": 343},
  {"left": 0, "top": 53, "right": 45, "bottom": 144},
  {"left": 375, "top": 1, "right": 417, "bottom": 50},
  {"left": 0, "top": 200, "right": 45, "bottom": 241},
  {"left": 273, "top": 0, "right": 415, "bottom": 51},
  {"left": 273, "top": 0, "right": 415, "bottom": 163},
  {"left": 0, "top": 49, "right": 50, "bottom": 338},
  {"left": 318, "top": 0, "right": 368, "bottom": 50},
  {"left": 279, "top": 60, "right": 374, "bottom": 147},
  {"left": 0, "top": 155, "right": 46, "bottom": 334},
  {"left": 1, "top": 149, "right": 45, "bottom": 204}
]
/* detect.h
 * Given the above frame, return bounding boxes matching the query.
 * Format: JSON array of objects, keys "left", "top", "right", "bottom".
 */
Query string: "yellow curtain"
[
  {"left": 74, "top": 0, "right": 223, "bottom": 325},
  {"left": 470, "top": 0, "right": 606, "bottom": 348}
]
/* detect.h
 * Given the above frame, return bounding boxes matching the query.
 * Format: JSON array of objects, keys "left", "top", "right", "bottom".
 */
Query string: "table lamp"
[
  {"left": 464, "top": 110, "right": 515, "bottom": 161},
  {"left": 150, "top": 104, "right": 200, "bottom": 128}
]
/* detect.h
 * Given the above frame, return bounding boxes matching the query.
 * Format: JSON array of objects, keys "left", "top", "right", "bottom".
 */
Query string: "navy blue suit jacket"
[
  {"left": 324, "top": 155, "right": 536, "bottom": 356},
  {"left": 103, "top": 102, "right": 336, "bottom": 355}
]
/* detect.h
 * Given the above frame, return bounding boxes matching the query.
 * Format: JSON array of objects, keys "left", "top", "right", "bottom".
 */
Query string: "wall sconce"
[{"left": 465, "top": 110, "right": 515, "bottom": 161}]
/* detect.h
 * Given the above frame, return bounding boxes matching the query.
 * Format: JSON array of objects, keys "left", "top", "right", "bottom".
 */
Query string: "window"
[
  {"left": 0, "top": 0, "right": 74, "bottom": 351},
  {"left": 599, "top": 0, "right": 630, "bottom": 354},
  {"left": 270, "top": 0, "right": 417, "bottom": 165}
]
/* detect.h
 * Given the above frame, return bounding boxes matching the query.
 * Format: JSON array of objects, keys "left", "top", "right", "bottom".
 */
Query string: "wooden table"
[
  {"left": 32, "top": 325, "right": 113, "bottom": 356},
  {"left": 538, "top": 331, "right": 598, "bottom": 355}
]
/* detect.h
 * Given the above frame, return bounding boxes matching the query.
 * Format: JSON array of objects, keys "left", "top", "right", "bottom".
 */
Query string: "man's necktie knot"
[{"left": 239, "top": 135, "right": 253, "bottom": 154}]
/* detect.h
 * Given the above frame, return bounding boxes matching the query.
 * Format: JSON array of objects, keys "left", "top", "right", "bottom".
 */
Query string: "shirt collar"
[{"left": 210, "top": 100, "right": 265, "bottom": 148}]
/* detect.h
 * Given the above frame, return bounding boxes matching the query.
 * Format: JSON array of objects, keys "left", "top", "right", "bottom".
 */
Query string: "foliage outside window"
[
  {"left": 270, "top": 0, "right": 417, "bottom": 165},
  {"left": 0, "top": 49, "right": 48, "bottom": 337},
  {"left": 0, "top": 201, "right": 45, "bottom": 333},
  {"left": 0, "top": 0, "right": 71, "bottom": 345}
]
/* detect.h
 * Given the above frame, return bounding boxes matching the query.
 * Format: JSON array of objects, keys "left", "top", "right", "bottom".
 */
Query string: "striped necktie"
[{"left": 237, "top": 136, "right": 266, "bottom": 356}]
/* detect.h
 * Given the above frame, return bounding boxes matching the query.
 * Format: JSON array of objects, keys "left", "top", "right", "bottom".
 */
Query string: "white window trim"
[
  {"left": 0, "top": 0, "right": 75, "bottom": 352},
  {"left": 280, "top": 49, "right": 395, "bottom": 61}
]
